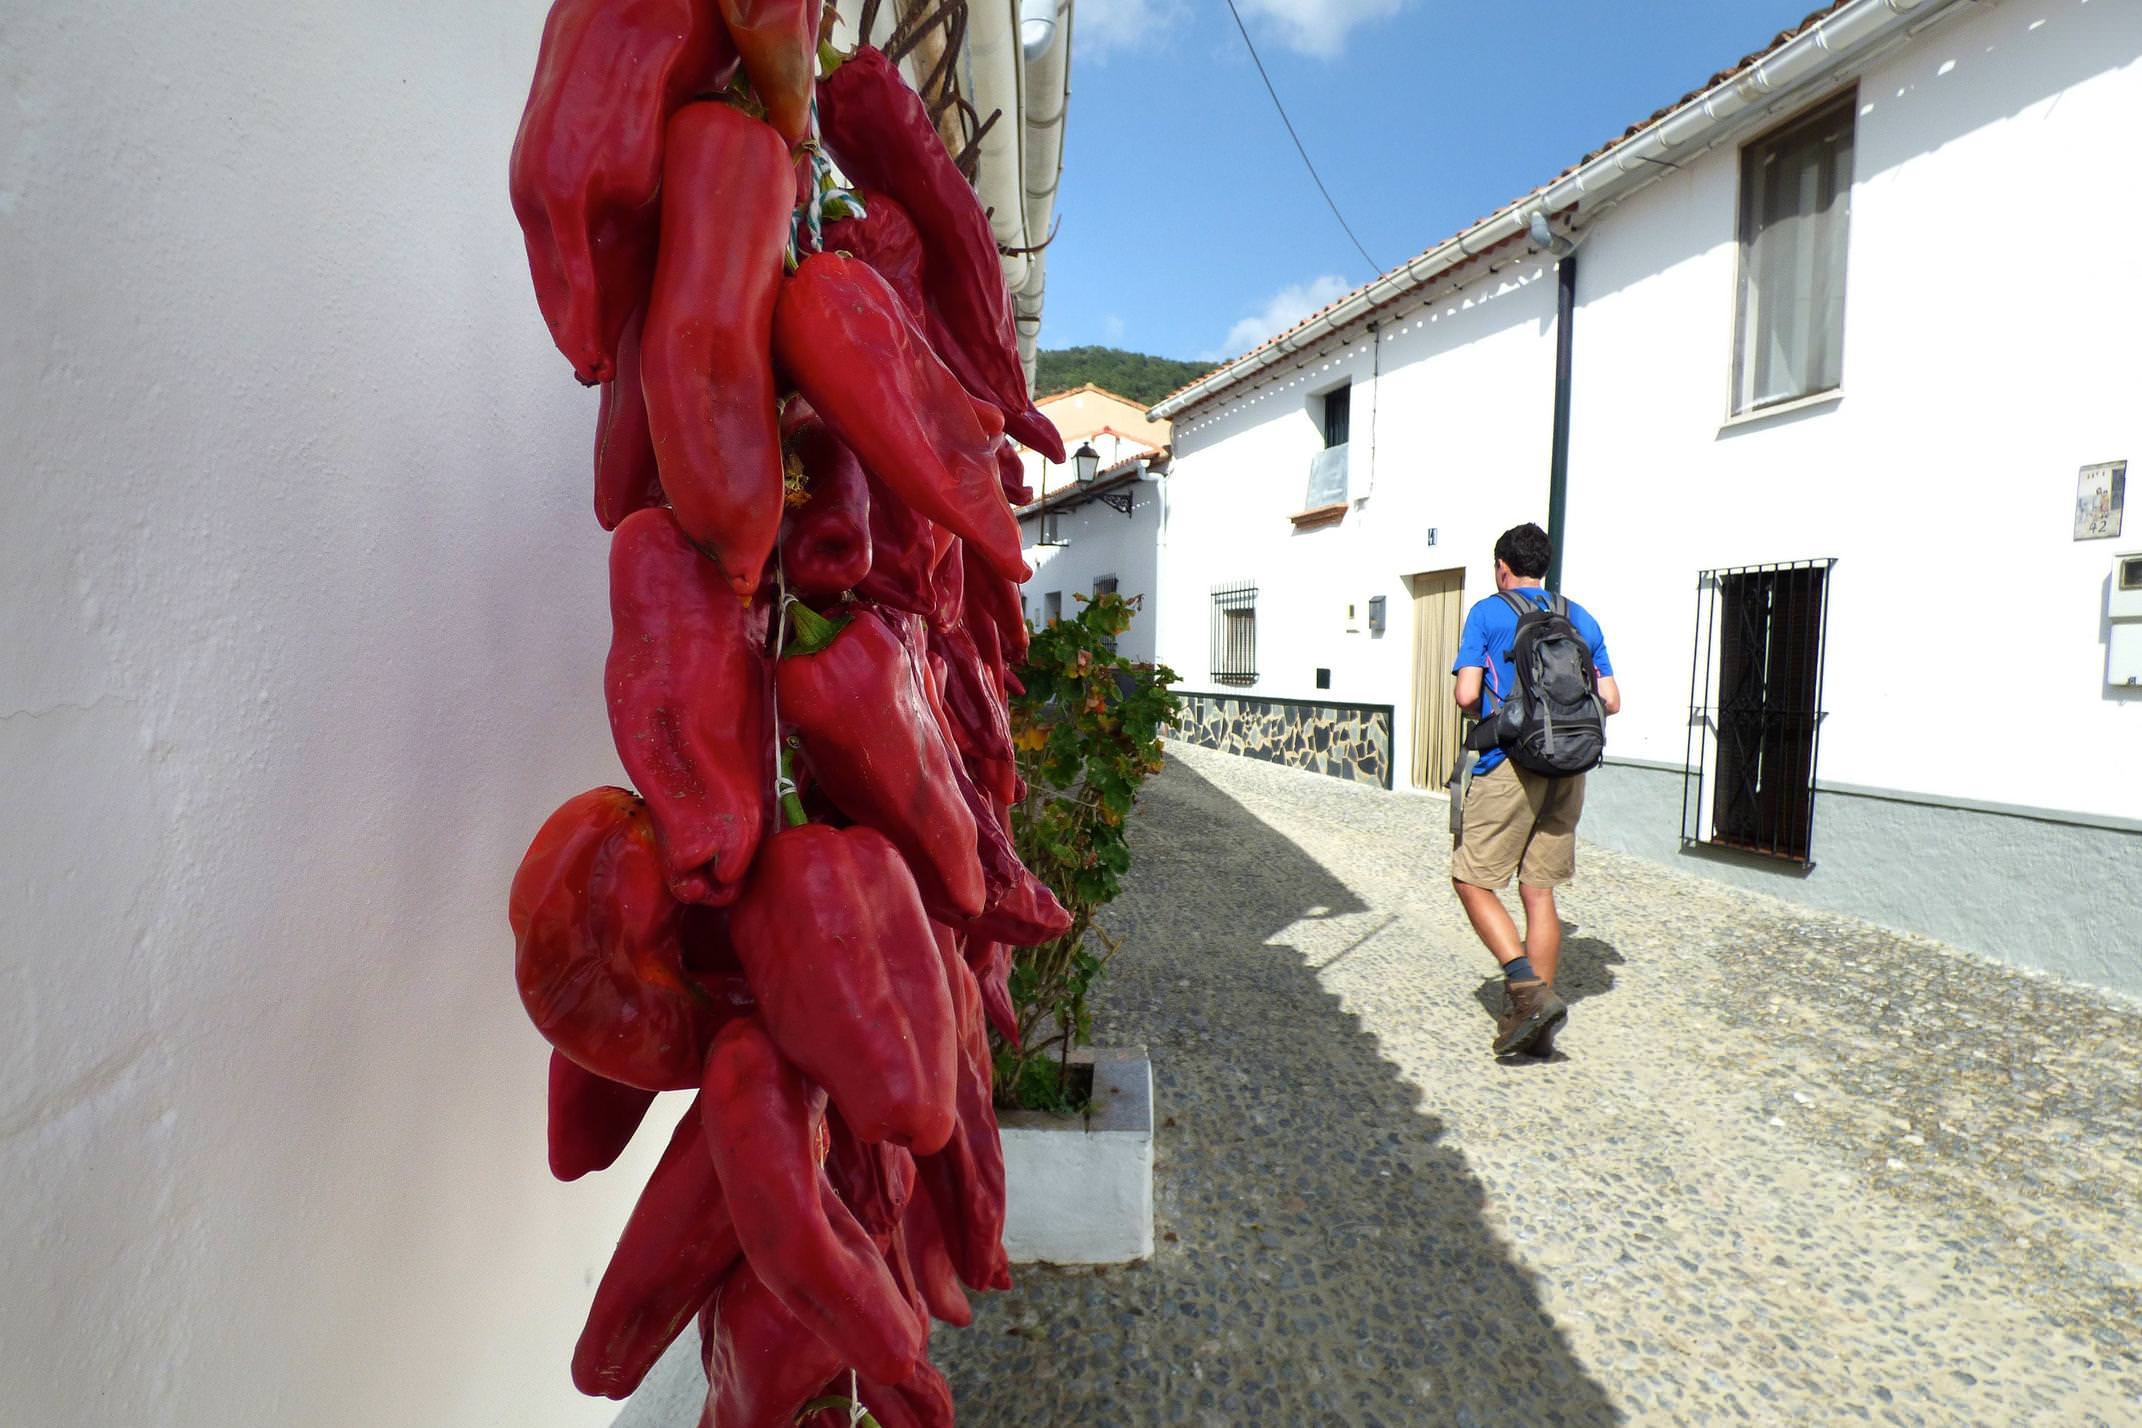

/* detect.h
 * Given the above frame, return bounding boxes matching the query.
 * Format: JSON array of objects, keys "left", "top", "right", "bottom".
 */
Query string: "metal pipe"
[
  {"left": 1020, "top": 0, "right": 1058, "bottom": 60},
  {"left": 1545, "top": 253, "right": 1576, "bottom": 590}
]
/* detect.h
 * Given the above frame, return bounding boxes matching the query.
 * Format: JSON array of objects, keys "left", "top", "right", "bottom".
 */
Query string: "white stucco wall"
[
  {"left": 1156, "top": 266, "right": 1560, "bottom": 773},
  {"left": 1564, "top": 0, "right": 2142, "bottom": 821},
  {"left": 1157, "top": 0, "right": 2141, "bottom": 824},
  {"left": 3, "top": 3, "right": 662, "bottom": 1422},
  {"left": 1021, "top": 484, "right": 1165, "bottom": 664}
]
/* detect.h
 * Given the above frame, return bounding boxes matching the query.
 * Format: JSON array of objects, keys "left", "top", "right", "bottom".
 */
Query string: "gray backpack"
[{"left": 1465, "top": 592, "right": 1606, "bottom": 777}]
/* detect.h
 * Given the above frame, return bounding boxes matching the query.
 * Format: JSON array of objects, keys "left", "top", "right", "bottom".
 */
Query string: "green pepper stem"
[
  {"left": 776, "top": 745, "right": 809, "bottom": 829},
  {"left": 784, "top": 598, "right": 850, "bottom": 656}
]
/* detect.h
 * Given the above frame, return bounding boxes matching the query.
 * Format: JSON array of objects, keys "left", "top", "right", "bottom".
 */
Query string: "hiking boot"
[{"left": 1494, "top": 978, "right": 1567, "bottom": 1057}]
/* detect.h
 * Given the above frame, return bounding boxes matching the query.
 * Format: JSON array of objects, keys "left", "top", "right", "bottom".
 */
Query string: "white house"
[
  {"left": 1149, "top": 0, "right": 2142, "bottom": 996},
  {"left": 1017, "top": 385, "right": 1171, "bottom": 662}
]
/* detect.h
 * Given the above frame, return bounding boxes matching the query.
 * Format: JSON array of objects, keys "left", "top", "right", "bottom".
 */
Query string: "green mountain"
[{"left": 1034, "top": 347, "right": 1212, "bottom": 408}]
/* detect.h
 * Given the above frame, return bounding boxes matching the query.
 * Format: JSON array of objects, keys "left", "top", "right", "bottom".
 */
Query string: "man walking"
[{"left": 1451, "top": 523, "right": 1620, "bottom": 1056}]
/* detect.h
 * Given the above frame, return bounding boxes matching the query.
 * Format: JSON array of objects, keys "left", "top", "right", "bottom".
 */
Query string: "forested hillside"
[{"left": 1034, "top": 347, "right": 1210, "bottom": 407}]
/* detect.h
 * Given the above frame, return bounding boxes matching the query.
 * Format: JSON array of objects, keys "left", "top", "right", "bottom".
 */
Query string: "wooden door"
[{"left": 1408, "top": 569, "right": 1465, "bottom": 790}]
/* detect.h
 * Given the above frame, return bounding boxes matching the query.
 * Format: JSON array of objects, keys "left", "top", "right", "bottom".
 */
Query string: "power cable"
[{"left": 1221, "top": 0, "right": 1382, "bottom": 276}]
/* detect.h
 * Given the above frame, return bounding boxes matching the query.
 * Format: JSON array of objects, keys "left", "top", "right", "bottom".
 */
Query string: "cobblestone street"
[{"left": 932, "top": 744, "right": 2142, "bottom": 1426}]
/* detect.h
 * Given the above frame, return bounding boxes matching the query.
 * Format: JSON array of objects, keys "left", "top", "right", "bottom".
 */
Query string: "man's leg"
[
  {"left": 1453, "top": 879, "right": 1525, "bottom": 965},
  {"left": 1518, "top": 882, "right": 1561, "bottom": 985}
]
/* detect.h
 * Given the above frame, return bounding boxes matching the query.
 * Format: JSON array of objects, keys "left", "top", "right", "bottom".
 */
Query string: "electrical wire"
[{"left": 1221, "top": 0, "right": 1382, "bottom": 276}]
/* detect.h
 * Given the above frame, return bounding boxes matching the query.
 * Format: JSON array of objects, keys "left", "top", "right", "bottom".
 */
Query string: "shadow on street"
[{"left": 934, "top": 758, "right": 1621, "bottom": 1426}]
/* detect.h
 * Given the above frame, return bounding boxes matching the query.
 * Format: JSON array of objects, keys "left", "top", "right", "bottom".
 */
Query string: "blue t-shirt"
[{"left": 1453, "top": 587, "right": 1613, "bottom": 775}]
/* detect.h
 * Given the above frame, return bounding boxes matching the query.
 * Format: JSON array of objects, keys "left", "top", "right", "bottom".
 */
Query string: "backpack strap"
[
  {"left": 1551, "top": 593, "right": 1569, "bottom": 618},
  {"left": 1497, "top": 590, "right": 1534, "bottom": 621}
]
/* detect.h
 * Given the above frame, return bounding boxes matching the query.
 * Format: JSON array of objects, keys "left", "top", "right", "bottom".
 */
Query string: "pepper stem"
[
  {"left": 784, "top": 598, "right": 850, "bottom": 656},
  {"left": 776, "top": 744, "right": 809, "bottom": 829}
]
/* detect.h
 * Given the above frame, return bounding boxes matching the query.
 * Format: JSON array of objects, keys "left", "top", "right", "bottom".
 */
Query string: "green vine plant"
[{"left": 995, "top": 592, "right": 1180, "bottom": 1112}]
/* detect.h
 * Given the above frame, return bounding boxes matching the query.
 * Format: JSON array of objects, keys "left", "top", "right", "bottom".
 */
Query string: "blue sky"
[{"left": 1044, "top": 0, "right": 1828, "bottom": 361}]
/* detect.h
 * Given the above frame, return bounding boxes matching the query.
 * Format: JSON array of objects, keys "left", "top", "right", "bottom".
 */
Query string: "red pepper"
[
  {"left": 854, "top": 470, "right": 938, "bottom": 616},
  {"left": 547, "top": 1051, "right": 658, "bottom": 1181},
  {"left": 911, "top": 918, "right": 1010, "bottom": 1294},
  {"left": 641, "top": 101, "right": 793, "bottom": 596},
  {"left": 700, "top": 1017, "right": 926, "bottom": 1385},
  {"left": 776, "top": 605, "right": 986, "bottom": 919},
  {"left": 697, "top": 1260, "right": 845, "bottom": 1428},
  {"left": 899, "top": 1178, "right": 972, "bottom": 1327},
  {"left": 510, "top": 787, "right": 714, "bottom": 1090},
  {"left": 913, "top": 1024, "right": 1012, "bottom": 1293},
  {"left": 963, "top": 540, "right": 1030, "bottom": 667},
  {"left": 727, "top": 820, "right": 959, "bottom": 1151},
  {"left": 816, "top": 46, "right": 1066, "bottom": 462},
  {"left": 973, "top": 938, "right": 1020, "bottom": 1047},
  {"left": 777, "top": 402, "right": 873, "bottom": 599},
  {"left": 593, "top": 305, "right": 663, "bottom": 531},
  {"left": 891, "top": 615, "right": 1071, "bottom": 947},
  {"left": 509, "top": 0, "right": 735, "bottom": 383},
  {"left": 605, "top": 507, "right": 771, "bottom": 904},
  {"left": 713, "top": 0, "right": 820, "bottom": 146},
  {"left": 927, "top": 534, "right": 966, "bottom": 635},
  {"left": 821, "top": 190, "right": 928, "bottom": 320},
  {"left": 931, "top": 622, "right": 1018, "bottom": 807},
  {"left": 824, "top": 1107, "right": 918, "bottom": 1250},
  {"left": 774, "top": 252, "right": 1031, "bottom": 584},
  {"left": 995, "top": 435, "right": 1035, "bottom": 505},
  {"left": 572, "top": 1093, "right": 740, "bottom": 1398}
]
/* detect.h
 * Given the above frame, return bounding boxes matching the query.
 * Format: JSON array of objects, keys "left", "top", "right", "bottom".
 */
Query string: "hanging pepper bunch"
[{"left": 505, "top": 4, "right": 1068, "bottom": 1421}]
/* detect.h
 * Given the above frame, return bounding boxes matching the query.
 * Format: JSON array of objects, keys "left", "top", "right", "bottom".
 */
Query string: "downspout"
[{"left": 1546, "top": 252, "right": 1576, "bottom": 590}]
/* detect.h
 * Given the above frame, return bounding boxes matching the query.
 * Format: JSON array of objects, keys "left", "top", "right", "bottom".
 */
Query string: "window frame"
[
  {"left": 1209, "top": 583, "right": 1258, "bottom": 686},
  {"left": 1728, "top": 89, "right": 1858, "bottom": 419}
]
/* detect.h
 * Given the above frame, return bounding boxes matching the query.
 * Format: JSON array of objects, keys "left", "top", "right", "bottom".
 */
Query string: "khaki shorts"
[{"left": 1451, "top": 762, "right": 1586, "bottom": 889}]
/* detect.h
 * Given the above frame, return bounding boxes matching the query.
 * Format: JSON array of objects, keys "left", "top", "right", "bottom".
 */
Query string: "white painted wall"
[
  {"left": 1564, "top": 0, "right": 2142, "bottom": 821},
  {"left": 3, "top": 3, "right": 666, "bottom": 1423},
  {"left": 1021, "top": 481, "right": 1165, "bottom": 663},
  {"left": 1157, "top": 266, "right": 1559, "bottom": 780},
  {"left": 1158, "top": 0, "right": 2142, "bottom": 822}
]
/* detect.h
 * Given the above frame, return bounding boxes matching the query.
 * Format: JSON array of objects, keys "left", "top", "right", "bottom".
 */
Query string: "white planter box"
[{"left": 998, "top": 1046, "right": 1154, "bottom": 1265}]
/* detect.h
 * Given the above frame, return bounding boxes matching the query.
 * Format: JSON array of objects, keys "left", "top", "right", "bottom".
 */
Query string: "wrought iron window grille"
[
  {"left": 1681, "top": 559, "right": 1836, "bottom": 867},
  {"left": 1210, "top": 582, "right": 1258, "bottom": 685}
]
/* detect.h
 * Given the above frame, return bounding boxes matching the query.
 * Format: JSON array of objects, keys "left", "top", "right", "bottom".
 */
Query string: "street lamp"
[{"left": 1072, "top": 442, "right": 1100, "bottom": 486}]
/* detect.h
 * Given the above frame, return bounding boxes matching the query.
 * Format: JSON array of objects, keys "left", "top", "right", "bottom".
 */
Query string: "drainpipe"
[{"left": 1546, "top": 252, "right": 1576, "bottom": 590}]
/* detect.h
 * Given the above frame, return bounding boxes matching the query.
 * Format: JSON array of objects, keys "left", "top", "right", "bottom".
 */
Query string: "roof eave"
[{"left": 1148, "top": 0, "right": 1966, "bottom": 423}]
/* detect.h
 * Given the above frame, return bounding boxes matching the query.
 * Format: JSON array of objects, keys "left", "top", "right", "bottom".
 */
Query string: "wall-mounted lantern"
[{"left": 1072, "top": 442, "right": 1101, "bottom": 485}]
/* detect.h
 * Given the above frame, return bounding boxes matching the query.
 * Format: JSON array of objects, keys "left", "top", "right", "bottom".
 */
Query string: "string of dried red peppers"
[{"left": 507, "top": 3, "right": 1070, "bottom": 1421}]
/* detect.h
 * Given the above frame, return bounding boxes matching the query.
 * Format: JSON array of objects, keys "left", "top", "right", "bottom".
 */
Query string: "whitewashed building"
[
  {"left": 1149, "top": 0, "right": 2142, "bottom": 994},
  {"left": 1017, "top": 385, "right": 1171, "bottom": 662}
]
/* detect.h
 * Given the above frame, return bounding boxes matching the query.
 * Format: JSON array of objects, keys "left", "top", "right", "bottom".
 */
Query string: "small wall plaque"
[{"left": 2075, "top": 461, "right": 2126, "bottom": 540}]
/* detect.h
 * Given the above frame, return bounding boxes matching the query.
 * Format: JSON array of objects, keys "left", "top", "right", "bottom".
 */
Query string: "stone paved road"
[{"left": 931, "top": 744, "right": 2142, "bottom": 1427}]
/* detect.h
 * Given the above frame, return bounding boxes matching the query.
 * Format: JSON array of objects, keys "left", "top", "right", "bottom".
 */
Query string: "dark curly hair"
[{"left": 1493, "top": 523, "right": 1554, "bottom": 580}]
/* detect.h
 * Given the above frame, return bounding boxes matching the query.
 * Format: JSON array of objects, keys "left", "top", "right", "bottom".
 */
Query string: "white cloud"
[
  {"left": 1078, "top": 0, "right": 1189, "bottom": 58},
  {"left": 1235, "top": 0, "right": 1405, "bottom": 59},
  {"left": 1214, "top": 273, "right": 1351, "bottom": 358},
  {"left": 1103, "top": 313, "right": 1127, "bottom": 341}
]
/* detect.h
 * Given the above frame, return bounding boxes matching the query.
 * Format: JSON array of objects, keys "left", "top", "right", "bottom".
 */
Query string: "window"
[
  {"left": 1210, "top": 583, "right": 1257, "bottom": 685},
  {"left": 1321, "top": 386, "right": 1350, "bottom": 447},
  {"left": 1093, "top": 576, "right": 1119, "bottom": 652},
  {"left": 1305, "top": 384, "right": 1351, "bottom": 509},
  {"left": 1732, "top": 92, "right": 1855, "bottom": 415},
  {"left": 1043, "top": 591, "right": 1063, "bottom": 624},
  {"left": 1682, "top": 559, "right": 1835, "bottom": 864}
]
